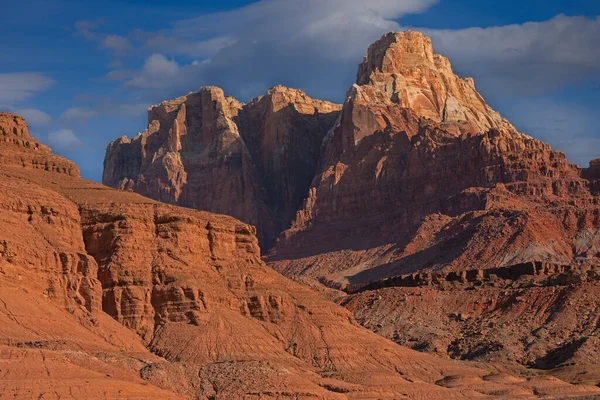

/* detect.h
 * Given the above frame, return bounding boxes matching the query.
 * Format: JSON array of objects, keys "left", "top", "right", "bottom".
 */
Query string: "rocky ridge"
[{"left": 264, "top": 31, "right": 600, "bottom": 374}]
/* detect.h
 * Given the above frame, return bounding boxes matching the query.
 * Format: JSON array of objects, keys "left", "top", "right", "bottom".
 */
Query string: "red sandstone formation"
[
  {"left": 8, "top": 111, "right": 595, "bottom": 398},
  {"left": 269, "top": 30, "right": 593, "bottom": 285},
  {"left": 103, "top": 86, "right": 340, "bottom": 248},
  {"left": 98, "top": 30, "right": 600, "bottom": 383},
  {"left": 262, "top": 31, "right": 600, "bottom": 375}
]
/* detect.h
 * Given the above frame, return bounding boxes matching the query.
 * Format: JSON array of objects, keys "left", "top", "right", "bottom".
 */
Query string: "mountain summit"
[
  {"left": 355, "top": 30, "right": 512, "bottom": 134},
  {"left": 103, "top": 86, "right": 340, "bottom": 248}
]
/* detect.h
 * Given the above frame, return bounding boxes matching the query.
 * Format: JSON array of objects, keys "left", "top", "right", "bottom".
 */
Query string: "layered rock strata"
[
  {"left": 103, "top": 86, "right": 340, "bottom": 248},
  {"left": 7, "top": 112, "right": 595, "bottom": 398},
  {"left": 263, "top": 31, "right": 600, "bottom": 376},
  {"left": 269, "top": 31, "right": 598, "bottom": 286}
]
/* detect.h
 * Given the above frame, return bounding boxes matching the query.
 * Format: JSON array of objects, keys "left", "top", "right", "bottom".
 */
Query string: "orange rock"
[
  {"left": 6, "top": 110, "right": 588, "bottom": 398},
  {"left": 264, "top": 31, "right": 600, "bottom": 378}
]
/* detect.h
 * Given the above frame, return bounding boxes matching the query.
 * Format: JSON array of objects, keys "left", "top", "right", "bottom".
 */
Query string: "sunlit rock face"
[
  {"left": 103, "top": 86, "right": 340, "bottom": 249},
  {"left": 264, "top": 31, "right": 600, "bottom": 375}
]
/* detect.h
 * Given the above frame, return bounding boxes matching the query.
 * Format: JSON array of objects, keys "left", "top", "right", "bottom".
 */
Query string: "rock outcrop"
[
  {"left": 269, "top": 30, "right": 596, "bottom": 284},
  {"left": 103, "top": 86, "right": 340, "bottom": 248},
  {"left": 8, "top": 111, "right": 594, "bottom": 399},
  {"left": 0, "top": 112, "right": 79, "bottom": 175},
  {"left": 263, "top": 31, "right": 600, "bottom": 375},
  {"left": 0, "top": 112, "right": 182, "bottom": 399}
]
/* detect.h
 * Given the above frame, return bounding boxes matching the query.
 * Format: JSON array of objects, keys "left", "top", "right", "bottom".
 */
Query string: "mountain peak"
[
  {"left": 354, "top": 30, "right": 512, "bottom": 134},
  {"left": 357, "top": 30, "right": 434, "bottom": 85}
]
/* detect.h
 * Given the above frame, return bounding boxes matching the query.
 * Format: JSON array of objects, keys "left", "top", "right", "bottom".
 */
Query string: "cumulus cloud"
[
  {"left": 101, "top": 34, "right": 133, "bottom": 53},
  {"left": 0, "top": 73, "right": 54, "bottom": 103},
  {"left": 114, "top": 0, "right": 439, "bottom": 101},
  {"left": 59, "top": 106, "right": 98, "bottom": 124},
  {"left": 124, "top": 54, "right": 209, "bottom": 94},
  {"left": 426, "top": 15, "right": 600, "bottom": 101},
  {"left": 47, "top": 129, "right": 84, "bottom": 150},
  {"left": 0, "top": 106, "right": 52, "bottom": 128}
]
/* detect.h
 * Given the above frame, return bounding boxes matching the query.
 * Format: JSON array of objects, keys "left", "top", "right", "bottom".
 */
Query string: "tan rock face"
[
  {"left": 355, "top": 31, "right": 511, "bottom": 135},
  {"left": 103, "top": 86, "right": 340, "bottom": 248},
  {"left": 8, "top": 112, "right": 590, "bottom": 399}
]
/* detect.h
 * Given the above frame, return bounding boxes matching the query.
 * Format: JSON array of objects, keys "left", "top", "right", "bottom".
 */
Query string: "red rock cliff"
[
  {"left": 103, "top": 86, "right": 340, "bottom": 249},
  {"left": 269, "top": 31, "right": 597, "bottom": 288},
  {"left": 6, "top": 111, "right": 579, "bottom": 399}
]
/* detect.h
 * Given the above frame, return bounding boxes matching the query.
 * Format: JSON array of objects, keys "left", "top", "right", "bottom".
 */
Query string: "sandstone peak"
[
  {"left": 357, "top": 30, "right": 435, "bottom": 84},
  {"left": 354, "top": 30, "right": 512, "bottom": 134}
]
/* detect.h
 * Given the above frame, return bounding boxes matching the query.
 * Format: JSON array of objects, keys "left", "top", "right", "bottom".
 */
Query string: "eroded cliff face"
[
  {"left": 0, "top": 113, "right": 98, "bottom": 313},
  {"left": 0, "top": 112, "right": 182, "bottom": 399},
  {"left": 103, "top": 86, "right": 340, "bottom": 249},
  {"left": 269, "top": 30, "right": 596, "bottom": 284},
  {"left": 264, "top": 31, "right": 600, "bottom": 374},
  {"left": 355, "top": 31, "right": 511, "bottom": 134},
  {"left": 6, "top": 112, "right": 590, "bottom": 399},
  {"left": 0, "top": 112, "right": 79, "bottom": 175}
]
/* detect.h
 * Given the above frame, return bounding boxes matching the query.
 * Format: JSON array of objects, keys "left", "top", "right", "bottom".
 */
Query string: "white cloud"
[
  {"left": 17, "top": 109, "right": 52, "bottom": 128},
  {"left": 115, "top": 0, "right": 439, "bottom": 101},
  {"left": 101, "top": 34, "right": 133, "bottom": 53},
  {"left": 0, "top": 106, "right": 52, "bottom": 128},
  {"left": 426, "top": 15, "right": 600, "bottom": 100},
  {"left": 125, "top": 54, "right": 194, "bottom": 90},
  {"left": 0, "top": 73, "right": 54, "bottom": 103},
  {"left": 59, "top": 106, "right": 98, "bottom": 124},
  {"left": 160, "top": 0, "right": 439, "bottom": 63},
  {"left": 115, "top": 3, "right": 599, "bottom": 106},
  {"left": 47, "top": 129, "right": 84, "bottom": 150}
]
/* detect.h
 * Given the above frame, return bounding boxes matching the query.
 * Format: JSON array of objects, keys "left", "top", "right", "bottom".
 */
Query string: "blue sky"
[{"left": 1, "top": 0, "right": 599, "bottom": 181}]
